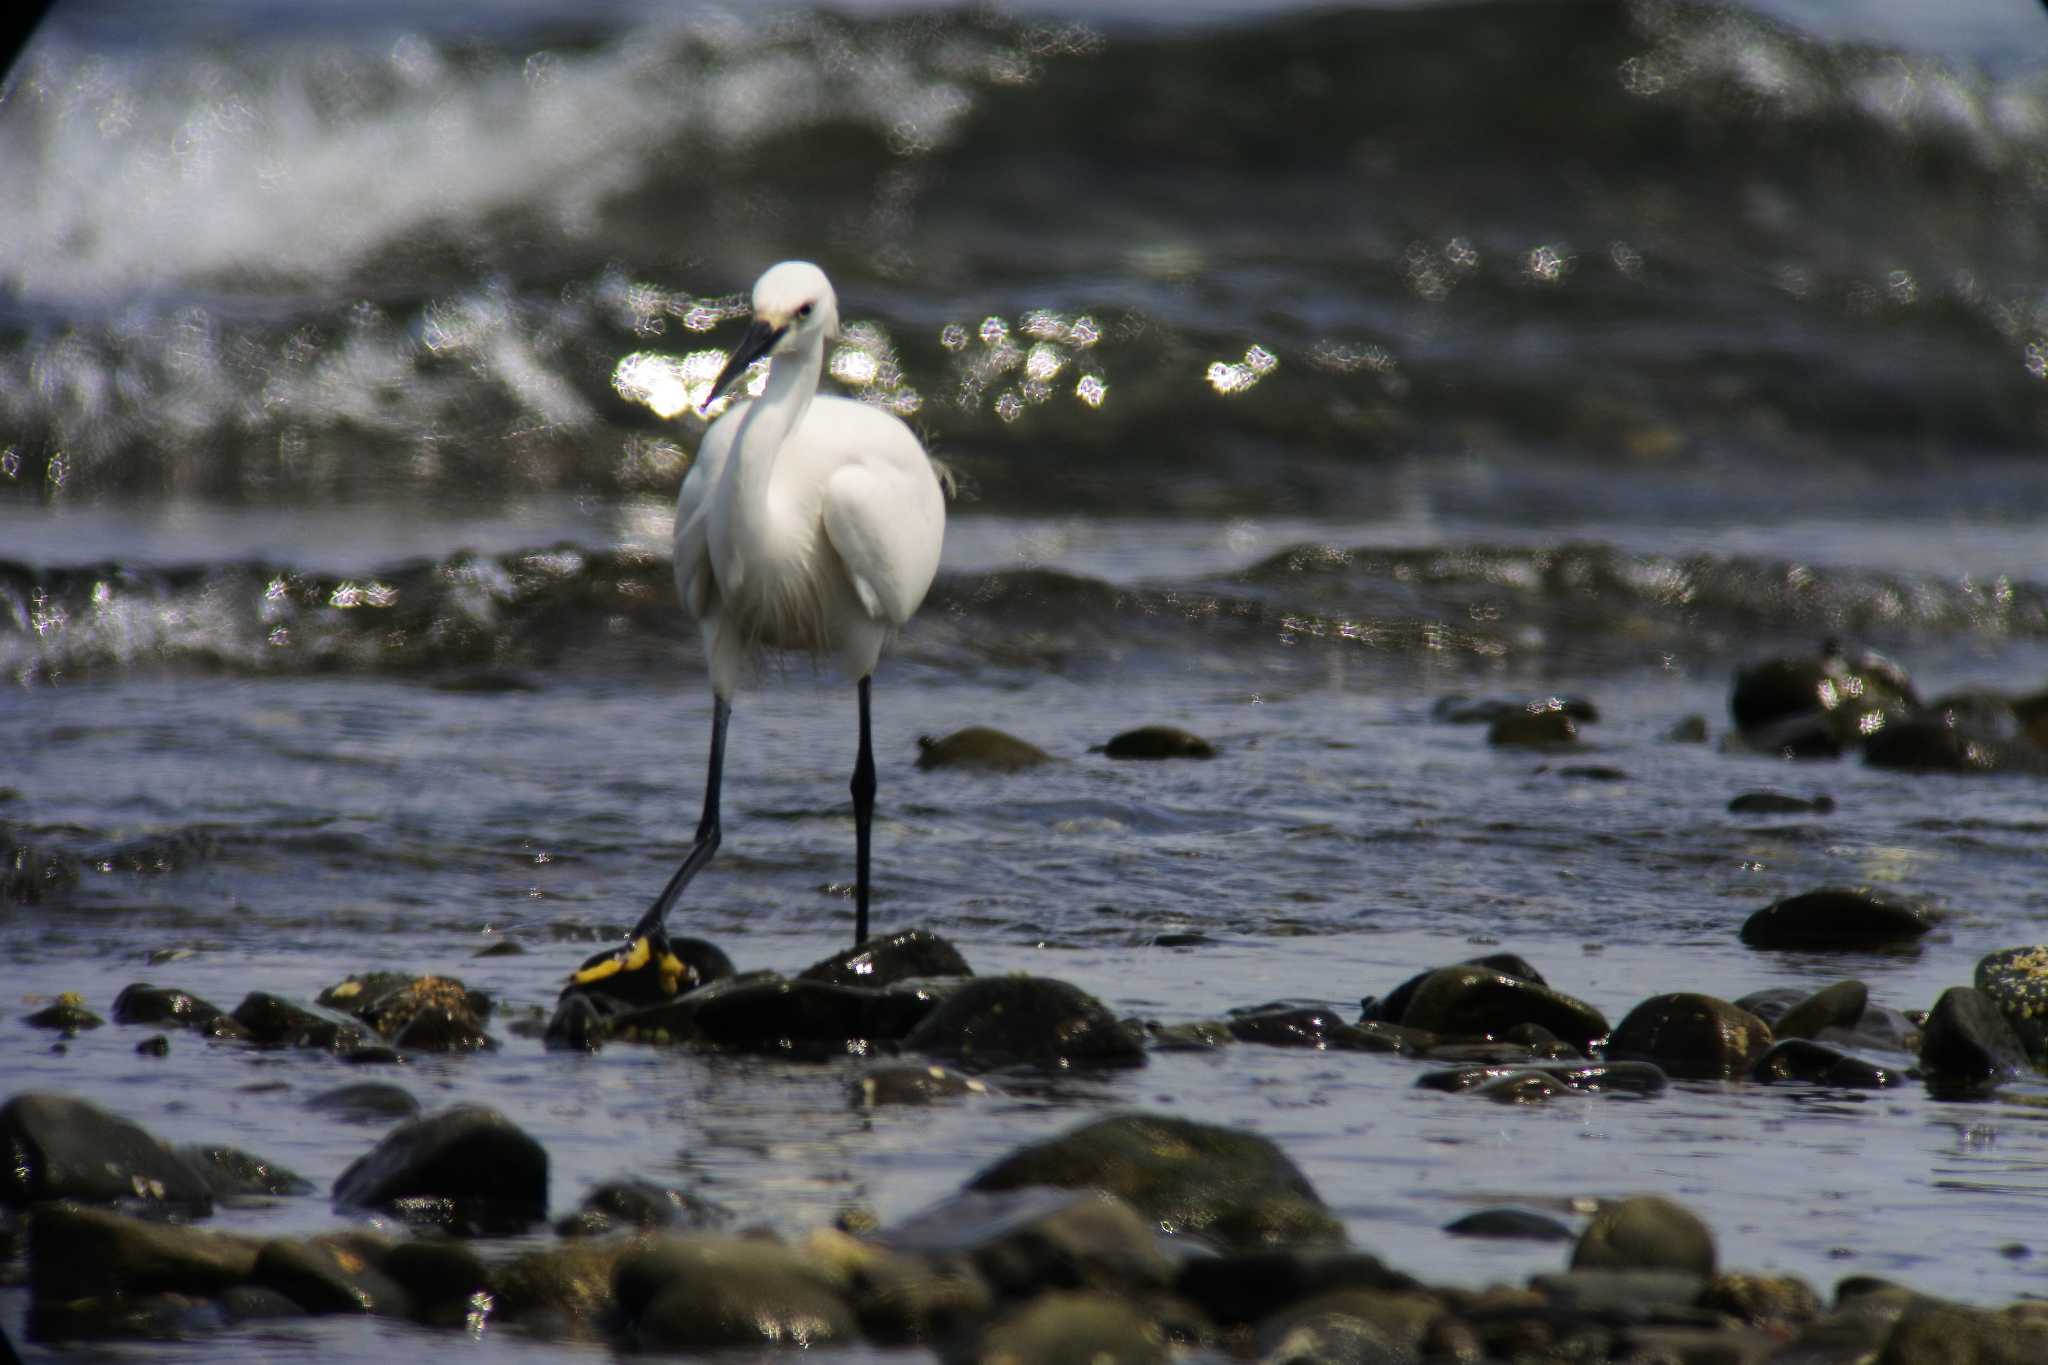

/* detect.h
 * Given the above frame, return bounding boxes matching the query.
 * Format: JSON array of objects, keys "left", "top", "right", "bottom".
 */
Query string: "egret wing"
[
  {"left": 821, "top": 462, "right": 943, "bottom": 626},
  {"left": 672, "top": 423, "right": 731, "bottom": 622}
]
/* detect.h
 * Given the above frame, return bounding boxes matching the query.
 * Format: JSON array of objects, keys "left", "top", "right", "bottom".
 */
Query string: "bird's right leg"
[{"left": 629, "top": 694, "right": 730, "bottom": 942}]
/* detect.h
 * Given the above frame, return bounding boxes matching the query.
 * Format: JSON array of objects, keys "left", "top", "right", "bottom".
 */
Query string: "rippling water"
[{"left": 6, "top": 0, "right": 2048, "bottom": 1356}]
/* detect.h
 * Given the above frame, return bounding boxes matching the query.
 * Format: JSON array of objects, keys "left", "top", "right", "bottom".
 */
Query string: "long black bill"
[{"left": 701, "top": 317, "right": 785, "bottom": 411}]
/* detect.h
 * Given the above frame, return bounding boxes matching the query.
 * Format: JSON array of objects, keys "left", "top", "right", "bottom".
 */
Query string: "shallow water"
[{"left": 6, "top": 0, "right": 2048, "bottom": 1356}]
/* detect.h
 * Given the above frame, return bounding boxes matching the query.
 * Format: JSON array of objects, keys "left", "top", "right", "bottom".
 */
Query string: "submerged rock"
[
  {"left": 0, "top": 1092, "right": 214, "bottom": 1216},
  {"left": 1436, "top": 695, "right": 1599, "bottom": 725},
  {"left": 853, "top": 1063, "right": 992, "bottom": 1107},
  {"left": 1487, "top": 704, "right": 1580, "bottom": 746},
  {"left": 799, "top": 927, "right": 973, "bottom": 988},
  {"left": 1227, "top": 1005, "right": 1408, "bottom": 1052},
  {"left": 1414, "top": 1061, "right": 1668, "bottom": 1096},
  {"left": 915, "top": 726, "right": 1054, "bottom": 772},
  {"left": 181, "top": 1145, "right": 316, "bottom": 1199},
  {"left": 1099, "top": 725, "right": 1216, "bottom": 759},
  {"left": 1606, "top": 994, "right": 1772, "bottom": 1080},
  {"left": 1739, "top": 887, "right": 1932, "bottom": 950},
  {"left": 306, "top": 1082, "right": 421, "bottom": 1124},
  {"left": 904, "top": 974, "right": 1144, "bottom": 1070},
  {"left": 331, "top": 1104, "right": 548, "bottom": 1234},
  {"left": 1571, "top": 1195, "right": 1717, "bottom": 1277},
  {"left": 968, "top": 1113, "right": 1342, "bottom": 1251}
]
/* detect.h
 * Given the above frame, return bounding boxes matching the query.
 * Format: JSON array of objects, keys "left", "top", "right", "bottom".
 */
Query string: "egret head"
[{"left": 702, "top": 261, "right": 839, "bottom": 410}]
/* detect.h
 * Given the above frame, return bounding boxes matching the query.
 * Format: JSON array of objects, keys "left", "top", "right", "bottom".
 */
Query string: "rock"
[
  {"left": 1663, "top": 714, "right": 1709, "bottom": 743},
  {"left": 1362, "top": 953, "right": 1546, "bottom": 1023},
  {"left": 1227, "top": 1006, "right": 1407, "bottom": 1052},
  {"left": 968, "top": 1113, "right": 1342, "bottom": 1251},
  {"left": 315, "top": 971, "right": 416, "bottom": 1014},
  {"left": 354, "top": 975, "right": 493, "bottom": 1032},
  {"left": 854, "top": 1064, "right": 991, "bottom": 1106},
  {"left": 1728, "top": 790, "right": 1836, "bottom": 814},
  {"left": 1919, "top": 986, "right": 2027, "bottom": 1093},
  {"left": 652, "top": 975, "right": 938, "bottom": 1058},
  {"left": 1487, "top": 706, "right": 1578, "bottom": 746},
  {"left": 1750, "top": 1039, "right": 1910, "bottom": 1088},
  {"left": 1699, "top": 1271, "right": 1821, "bottom": 1329},
  {"left": 1866, "top": 719, "right": 2035, "bottom": 774},
  {"left": 1394, "top": 965, "right": 1609, "bottom": 1051},
  {"left": 1739, "top": 887, "right": 1932, "bottom": 950},
  {"left": 230, "top": 993, "right": 373, "bottom": 1050},
  {"left": 1877, "top": 1297, "right": 2048, "bottom": 1364},
  {"left": 1555, "top": 764, "right": 1628, "bottom": 781},
  {"left": 975, "top": 1290, "right": 1169, "bottom": 1364},
  {"left": 1437, "top": 695, "right": 1599, "bottom": 725},
  {"left": 904, "top": 975, "right": 1145, "bottom": 1070},
  {"left": 306, "top": 1082, "right": 421, "bottom": 1124},
  {"left": 1571, "top": 1195, "right": 1716, "bottom": 1277},
  {"left": 1773, "top": 980, "right": 1870, "bottom": 1039},
  {"left": 915, "top": 726, "right": 1054, "bottom": 772},
  {"left": 1253, "top": 1288, "right": 1444, "bottom": 1362},
  {"left": 27, "top": 1204, "right": 259, "bottom": 1302},
  {"left": 136, "top": 1035, "right": 170, "bottom": 1056},
  {"left": 1975, "top": 946, "right": 2048, "bottom": 1062},
  {"left": 802, "top": 1227, "right": 992, "bottom": 1347},
  {"left": 474, "top": 938, "right": 528, "bottom": 957},
  {"left": 1477, "top": 1072, "right": 1570, "bottom": 1103},
  {"left": 1607, "top": 994, "right": 1772, "bottom": 1080},
  {"left": 180, "top": 1145, "right": 316, "bottom": 1199},
  {"left": 493, "top": 1237, "right": 644, "bottom": 1330},
  {"left": 1414, "top": 1061, "right": 1668, "bottom": 1095},
  {"left": 1444, "top": 1208, "right": 1574, "bottom": 1241},
  {"left": 882, "top": 1187, "right": 1173, "bottom": 1299},
  {"left": 615, "top": 1235, "right": 857, "bottom": 1352},
  {"left": 23, "top": 993, "right": 103, "bottom": 1030},
  {"left": 1731, "top": 644, "right": 1917, "bottom": 757},
  {"left": 331, "top": 1105, "right": 548, "bottom": 1234},
  {"left": 0, "top": 1093, "right": 214, "bottom": 1216},
  {"left": 1100, "top": 725, "right": 1216, "bottom": 759},
  {"left": 1146, "top": 1019, "right": 1236, "bottom": 1050},
  {"left": 799, "top": 927, "right": 973, "bottom": 988},
  {"left": 381, "top": 1239, "right": 493, "bottom": 1326},
  {"left": 111, "top": 983, "right": 249, "bottom": 1037},
  {"left": 251, "top": 1234, "right": 412, "bottom": 1316},
  {"left": 554, "top": 1178, "right": 729, "bottom": 1238},
  {"left": 1175, "top": 1249, "right": 1417, "bottom": 1328}
]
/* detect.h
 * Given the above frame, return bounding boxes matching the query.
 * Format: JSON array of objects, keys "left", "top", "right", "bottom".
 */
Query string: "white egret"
[{"left": 629, "top": 260, "right": 947, "bottom": 951}]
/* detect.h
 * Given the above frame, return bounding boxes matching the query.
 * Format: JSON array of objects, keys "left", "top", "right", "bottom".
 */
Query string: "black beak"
[{"left": 701, "top": 318, "right": 785, "bottom": 411}]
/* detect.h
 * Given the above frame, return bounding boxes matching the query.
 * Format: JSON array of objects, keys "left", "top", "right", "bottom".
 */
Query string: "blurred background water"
[{"left": 5, "top": 0, "right": 2048, "bottom": 1354}]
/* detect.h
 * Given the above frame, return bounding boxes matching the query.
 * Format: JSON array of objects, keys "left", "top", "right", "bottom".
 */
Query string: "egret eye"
[{"left": 797, "top": 302, "right": 814, "bottom": 319}]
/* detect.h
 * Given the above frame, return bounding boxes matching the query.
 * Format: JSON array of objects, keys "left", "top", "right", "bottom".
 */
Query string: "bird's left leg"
[{"left": 851, "top": 675, "right": 875, "bottom": 947}]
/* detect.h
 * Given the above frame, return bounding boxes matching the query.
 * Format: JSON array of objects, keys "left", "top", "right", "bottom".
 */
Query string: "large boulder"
[
  {"left": 331, "top": 1105, "right": 547, "bottom": 1234},
  {"left": 0, "top": 1093, "right": 214, "bottom": 1216}
]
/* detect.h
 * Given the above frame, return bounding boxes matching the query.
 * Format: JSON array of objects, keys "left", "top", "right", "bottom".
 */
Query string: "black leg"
[
  {"left": 851, "top": 675, "right": 875, "bottom": 948},
  {"left": 629, "top": 694, "right": 730, "bottom": 942}
]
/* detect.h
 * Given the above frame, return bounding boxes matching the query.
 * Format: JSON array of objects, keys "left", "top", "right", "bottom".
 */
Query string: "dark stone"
[
  {"left": 492, "top": 1238, "right": 641, "bottom": 1327},
  {"left": 27, "top": 1204, "right": 259, "bottom": 1301},
  {"left": 831, "top": 1236, "right": 993, "bottom": 1347},
  {"left": 1774, "top": 980, "right": 1870, "bottom": 1039},
  {"left": 1751, "top": 1039, "right": 1910, "bottom": 1088},
  {"left": 1146, "top": 1019, "right": 1236, "bottom": 1050},
  {"left": 629, "top": 975, "right": 938, "bottom": 1058},
  {"left": 1445, "top": 1208, "right": 1574, "bottom": 1241},
  {"left": 0, "top": 1093, "right": 213, "bottom": 1215},
  {"left": 1866, "top": 719, "right": 2035, "bottom": 774},
  {"left": 381, "top": 1239, "right": 493, "bottom": 1326},
  {"left": 1175, "top": 1248, "right": 1418, "bottom": 1328},
  {"left": 473, "top": 938, "right": 528, "bottom": 957},
  {"left": 1362, "top": 953, "right": 1545, "bottom": 1023},
  {"left": 904, "top": 975, "right": 1145, "bottom": 1070},
  {"left": 136, "top": 1034, "right": 170, "bottom": 1056},
  {"left": 1877, "top": 1297, "right": 2048, "bottom": 1363},
  {"left": 331, "top": 1104, "right": 548, "bottom": 1235},
  {"left": 968, "top": 1113, "right": 1341, "bottom": 1251},
  {"left": 1100, "top": 725, "right": 1216, "bottom": 759},
  {"left": 1394, "top": 965, "right": 1608, "bottom": 1051},
  {"left": 1974, "top": 946, "right": 2048, "bottom": 1062},
  {"left": 180, "top": 1145, "right": 316, "bottom": 1198},
  {"left": 1607, "top": 993, "right": 1773, "bottom": 1080},
  {"left": 1227, "top": 1006, "right": 1407, "bottom": 1052},
  {"left": 1478, "top": 1072, "right": 1569, "bottom": 1103},
  {"left": 1487, "top": 706, "right": 1578, "bottom": 746},
  {"left": 230, "top": 993, "right": 372, "bottom": 1050},
  {"left": 251, "top": 1235, "right": 412, "bottom": 1316},
  {"left": 23, "top": 996, "right": 103, "bottom": 1030},
  {"left": 1437, "top": 695, "right": 1599, "bottom": 725},
  {"left": 1698, "top": 1271, "right": 1821, "bottom": 1328},
  {"left": 306, "top": 1082, "right": 421, "bottom": 1124},
  {"left": 975, "top": 1291, "right": 1169, "bottom": 1365},
  {"left": 1729, "top": 791, "right": 1836, "bottom": 814},
  {"left": 799, "top": 927, "right": 973, "bottom": 988},
  {"left": 315, "top": 972, "right": 417, "bottom": 1015},
  {"left": 854, "top": 1063, "right": 991, "bottom": 1106},
  {"left": 554, "top": 1178, "right": 730, "bottom": 1238},
  {"left": 1555, "top": 764, "right": 1628, "bottom": 781},
  {"left": 111, "top": 983, "right": 245, "bottom": 1036},
  {"left": 615, "top": 1236, "right": 857, "bottom": 1352},
  {"left": 1663, "top": 714, "right": 1709, "bottom": 743},
  {"left": 1731, "top": 645, "right": 1917, "bottom": 756},
  {"left": 1740, "top": 887, "right": 1932, "bottom": 950},
  {"left": 1919, "top": 986, "right": 2027, "bottom": 1093},
  {"left": 915, "top": 726, "right": 1054, "bottom": 772},
  {"left": 882, "top": 1187, "right": 1173, "bottom": 1299},
  {"left": 1571, "top": 1196, "right": 1716, "bottom": 1277},
  {"left": 353, "top": 975, "right": 494, "bottom": 1037},
  {"left": 1253, "top": 1288, "right": 1442, "bottom": 1363},
  {"left": 1414, "top": 1061, "right": 1668, "bottom": 1095},
  {"left": 393, "top": 1005, "right": 495, "bottom": 1052}
]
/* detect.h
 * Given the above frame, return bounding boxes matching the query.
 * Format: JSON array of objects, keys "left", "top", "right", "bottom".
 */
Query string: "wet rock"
[
  {"left": 27, "top": 1204, "right": 259, "bottom": 1302},
  {"left": 1663, "top": 714, "right": 1710, "bottom": 743},
  {"left": 915, "top": 726, "right": 1054, "bottom": 772},
  {"left": 904, "top": 975, "right": 1145, "bottom": 1070},
  {"left": 1773, "top": 980, "right": 1870, "bottom": 1039},
  {"left": 181, "top": 1145, "right": 316, "bottom": 1199},
  {"left": 883, "top": 1187, "right": 1173, "bottom": 1299},
  {"left": 651, "top": 975, "right": 938, "bottom": 1058},
  {"left": 493, "top": 1237, "right": 644, "bottom": 1330},
  {"left": 1555, "top": 763, "right": 1628, "bottom": 781},
  {"left": 1739, "top": 887, "right": 1932, "bottom": 950},
  {"left": 1254, "top": 1288, "right": 1444, "bottom": 1362},
  {"left": 1146, "top": 1019, "right": 1236, "bottom": 1050},
  {"left": 1414, "top": 1060, "right": 1668, "bottom": 1095},
  {"left": 1437, "top": 695, "right": 1600, "bottom": 725},
  {"left": 555, "top": 1178, "right": 730, "bottom": 1238},
  {"left": 343, "top": 976, "right": 496, "bottom": 1051},
  {"left": 1362, "top": 953, "right": 1545, "bottom": 1023},
  {"left": 968, "top": 1113, "right": 1342, "bottom": 1251},
  {"left": 1394, "top": 964, "right": 1609, "bottom": 1051},
  {"left": 1919, "top": 986, "right": 2026, "bottom": 1093},
  {"left": 1571, "top": 1195, "right": 1716, "bottom": 1277},
  {"left": 1477, "top": 1072, "right": 1569, "bottom": 1103},
  {"left": 615, "top": 1235, "right": 857, "bottom": 1352},
  {"left": 802, "top": 1227, "right": 992, "bottom": 1348},
  {"left": 316, "top": 971, "right": 418, "bottom": 1015},
  {"left": 331, "top": 1104, "right": 548, "bottom": 1234},
  {"left": 0, "top": 1092, "right": 214, "bottom": 1215},
  {"left": 230, "top": 993, "right": 372, "bottom": 1050},
  {"left": 1975, "top": 946, "right": 2048, "bottom": 1062},
  {"left": 23, "top": 993, "right": 103, "bottom": 1030},
  {"left": 1487, "top": 705, "right": 1578, "bottom": 746},
  {"left": 975, "top": 1290, "right": 1169, "bottom": 1365},
  {"left": 1175, "top": 1249, "right": 1417, "bottom": 1329},
  {"left": 1877, "top": 1296, "right": 2048, "bottom": 1364},
  {"left": 382, "top": 1239, "right": 493, "bottom": 1326},
  {"left": 1728, "top": 790, "right": 1836, "bottom": 814},
  {"left": 799, "top": 927, "right": 973, "bottom": 988},
  {"left": 473, "top": 938, "right": 527, "bottom": 957},
  {"left": 111, "top": 983, "right": 248, "bottom": 1038},
  {"left": 854, "top": 1063, "right": 992, "bottom": 1106},
  {"left": 1100, "top": 725, "right": 1216, "bottom": 759},
  {"left": 1227, "top": 1006, "right": 1407, "bottom": 1052},
  {"left": 306, "top": 1082, "right": 421, "bottom": 1124},
  {"left": 251, "top": 1234, "right": 411, "bottom": 1316},
  {"left": 1866, "top": 718, "right": 2040, "bottom": 774},
  {"left": 1607, "top": 994, "right": 1772, "bottom": 1080},
  {"left": 1731, "top": 644, "right": 1917, "bottom": 757},
  {"left": 1444, "top": 1208, "right": 1573, "bottom": 1241},
  {"left": 1751, "top": 1039, "right": 1910, "bottom": 1088},
  {"left": 135, "top": 1034, "right": 170, "bottom": 1056},
  {"left": 1700, "top": 1271, "right": 1821, "bottom": 1329}
]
